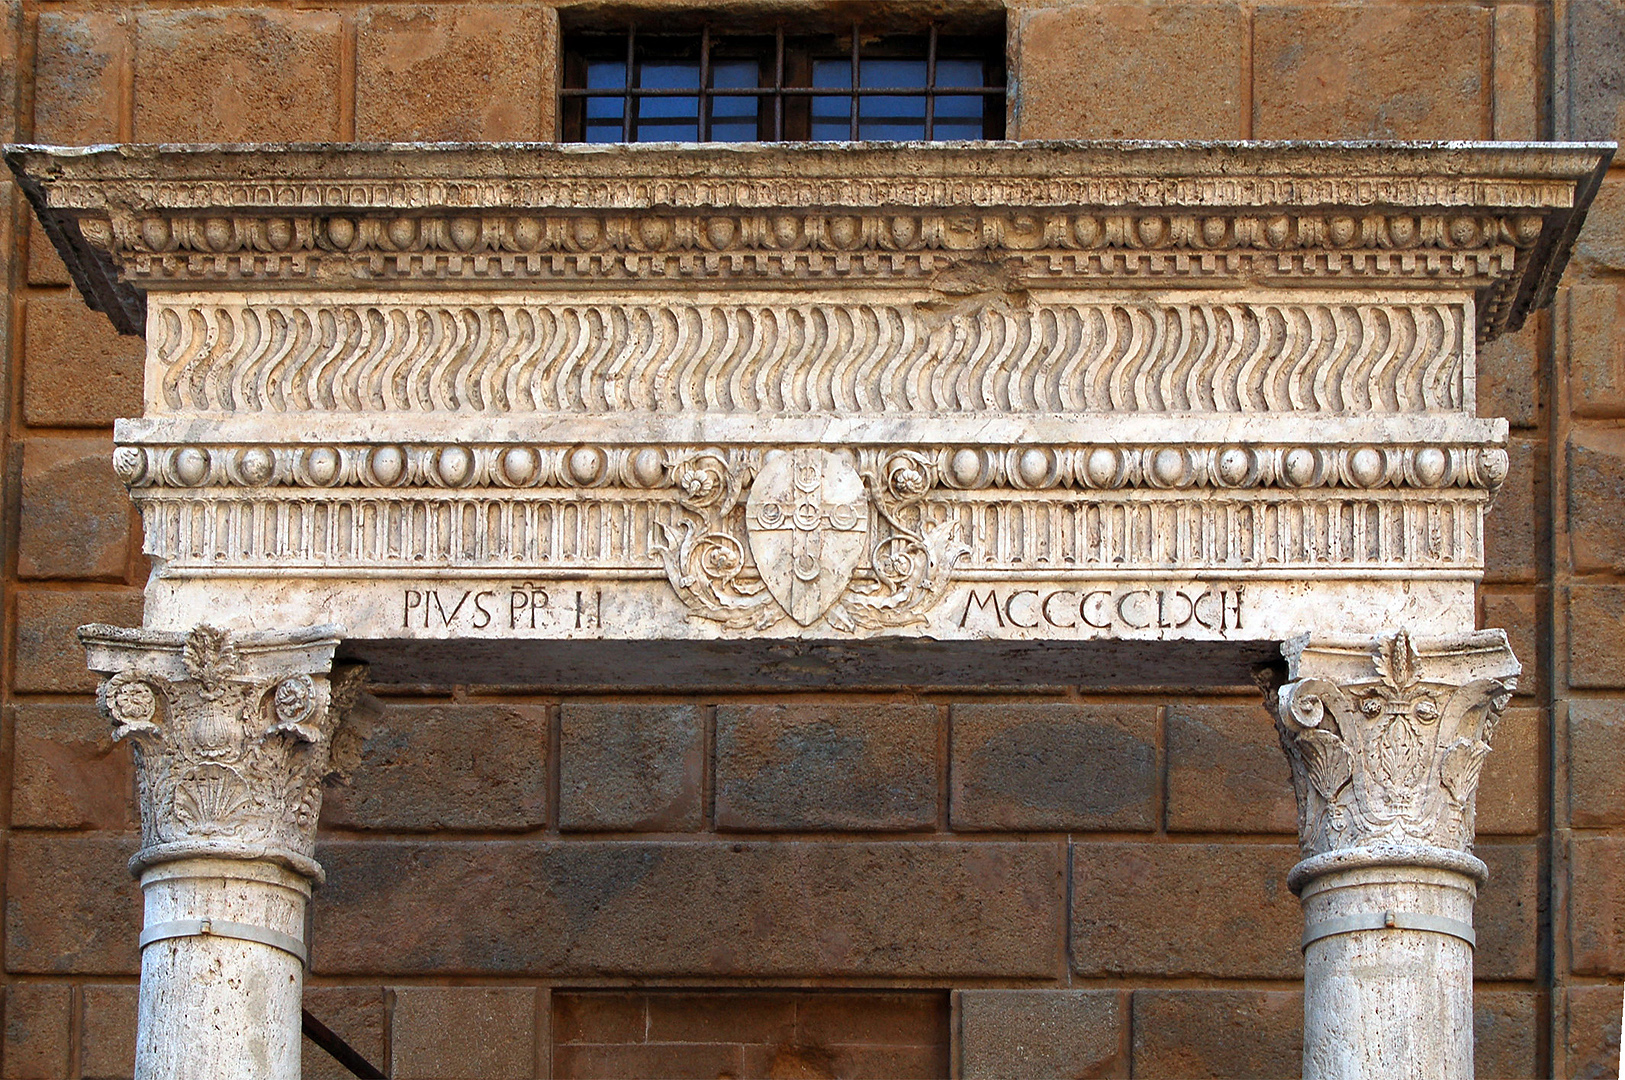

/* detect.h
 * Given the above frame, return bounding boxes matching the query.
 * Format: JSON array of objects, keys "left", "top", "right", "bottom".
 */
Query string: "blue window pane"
[
  {"left": 933, "top": 94, "right": 985, "bottom": 140},
  {"left": 710, "top": 60, "right": 758, "bottom": 141},
  {"left": 584, "top": 60, "right": 626, "bottom": 143},
  {"left": 636, "top": 62, "right": 699, "bottom": 141},
  {"left": 935, "top": 59, "right": 984, "bottom": 89},
  {"left": 859, "top": 59, "right": 926, "bottom": 140},
  {"left": 811, "top": 59, "right": 853, "bottom": 140}
]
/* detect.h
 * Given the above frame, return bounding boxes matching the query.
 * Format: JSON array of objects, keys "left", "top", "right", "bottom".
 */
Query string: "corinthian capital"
[
  {"left": 1270, "top": 630, "right": 1520, "bottom": 859},
  {"left": 79, "top": 623, "right": 357, "bottom": 881}
]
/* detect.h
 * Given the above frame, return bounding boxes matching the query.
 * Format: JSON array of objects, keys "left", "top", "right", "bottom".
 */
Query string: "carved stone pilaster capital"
[
  {"left": 1269, "top": 629, "right": 1520, "bottom": 860},
  {"left": 79, "top": 623, "right": 357, "bottom": 881}
]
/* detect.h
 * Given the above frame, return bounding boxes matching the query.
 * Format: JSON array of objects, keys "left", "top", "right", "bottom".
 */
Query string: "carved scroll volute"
[
  {"left": 81, "top": 623, "right": 356, "bottom": 882},
  {"left": 1271, "top": 630, "right": 1519, "bottom": 858}
]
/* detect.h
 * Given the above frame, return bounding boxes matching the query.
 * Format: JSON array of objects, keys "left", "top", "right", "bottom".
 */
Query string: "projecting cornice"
[{"left": 5, "top": 140, "right": 1613, "bottom": 339}]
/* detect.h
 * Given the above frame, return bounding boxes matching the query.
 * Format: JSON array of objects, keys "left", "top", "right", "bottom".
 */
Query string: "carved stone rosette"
[
  {"left": 80, "top": 622, "right": 353, "bottom": 881},
  {"left": 1270, "top": 629, "right": 1520, "bottom": 864}
]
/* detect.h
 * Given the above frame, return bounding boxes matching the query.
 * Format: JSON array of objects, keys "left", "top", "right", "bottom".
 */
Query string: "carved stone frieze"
[
  {"left": 1270, "top": 630, "right": 1520, "bottom": 858},
  {"left": 79, "top": 623, "right": 357, "bottom": 879}
]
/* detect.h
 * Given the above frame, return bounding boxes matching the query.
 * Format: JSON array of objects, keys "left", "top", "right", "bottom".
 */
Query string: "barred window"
[{"left": 560, "top": 17, "right": 1006, "bottom": 143}]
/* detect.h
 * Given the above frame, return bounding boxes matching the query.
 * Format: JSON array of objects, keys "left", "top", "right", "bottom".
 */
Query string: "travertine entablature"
[{"left": 9, "top": 142, "right": 1608, "bottom": 657}]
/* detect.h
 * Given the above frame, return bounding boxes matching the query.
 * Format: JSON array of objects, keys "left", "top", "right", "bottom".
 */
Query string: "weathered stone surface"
[
  {"left": 1576, "top": 177, "right": 1625, "bottom": 274},
  {"left": 22, "top": 293, "right": 143, "bottom": 428},
  {"left": 1476, "top": 706, "right": 1540, "bottom": 835},
  {"left": 1484, "top": 436, "right": 1538, "bottom": 581},
  {"left": 313, "top": 840, "right": 1061, "bottom": 977},
  {"left": 17, "top": 437, "right": 130, "bottom": 581},
  {"left": 1571, "top": 836, "right": 1625, "bottom": 974},
  {"left": 1474, "top": 989, "right": 1537, "bottom": 1080},
  {"left": 79, "top": 984, "right": 138, "bottom": 1080},
  {"left": 2, "top": 984, "right": 72, "bottom": 1079},
  {"left": 1570, "top": 586, "right": 1625, "bottom": 687},
  {"left": 950, "top": 703, "right": 1155, "bottom": 831},
  {"left": 3, "top": 835, "right": 141, "bottom": 975},
  {"left": 1477, "top": 843, "right": 1538, "bottom": 980},
  {"left": 1568, "top": 282, "right": 1625, "bottom": 416},
  {"left": 33, "top": 11, "right": 124, "bottom": 144},
  {"left": 1130, "top": 990, "right": 1303, "bottom": 1080},
  {"left": 1253, "top": 4, "right": 1490, "bottom": 139},
  {"left": 321, "top": 703, "right": 549, "bottom": 832},
  {"left": 391, "top": 987, "right": 537, "bottom": 1080},
  {"left": 1571, "top": 427, "right": 1625, "bottom": 571},
  {"left": 1476, "top": 321, "right": 1540, "bottom": 428},
  {"left": 8, "top": 703, "right": 136, "bottom": 830},
  {"left": 716, "top": 704, "right": 937, "bottom": 831},
  {"left": 1565, "top": 984, "right": 1623, "bottom": 1079},
  {"left": 958, "top": 990, "right": 1126, "bottom": 1079},
  {"left": 304, "top": 987, "right": 386, "bottom": 1080},
  {"left": 1015, "top": 4, "right": 1245, "bottom": 139},
  {"left": 560, "top": 703, "right": 702, "bottom": 832},
  {"left": 1492, "top": 4, "right": 1541, "bottom": 141},
  {"left": 1480, "top": 589, "right": 1540, "bottom": 698},
  {"left": 1165, "top": 701, "right": 1295, "bottom": 834},
  {"left": 1071, "top": 843, "right": 1301, "bottom": 978},
  {"left": 1571, "top": 699, "right": 1625, "bottom": 826},
  {"left": 12, "top": 588, "right": 143, "bottom": 693},
  {"left": 1567, "top": 0, "right": 1625, "bottom": 143},
  {"left": 133, "top": 8, "right": 343, "bottom": 142},
  {"left": 27, "top": 219, "right": 70, "bottom": 286},
  {"left": 356, "top": 5, "right": 552, "bottom": 141}
]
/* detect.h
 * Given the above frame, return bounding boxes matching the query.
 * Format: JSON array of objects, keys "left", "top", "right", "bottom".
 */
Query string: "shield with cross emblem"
[{"left": 745, "top": 449, "right": 869, "bottom": 627}]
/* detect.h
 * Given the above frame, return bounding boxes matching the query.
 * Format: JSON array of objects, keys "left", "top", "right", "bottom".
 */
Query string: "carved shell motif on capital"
[
  {"left": 1272, "top": 631, "right": 1516, "bottom": 858},
  {"left": 95, "top": 625, "right": 343, "bottom": 875}
]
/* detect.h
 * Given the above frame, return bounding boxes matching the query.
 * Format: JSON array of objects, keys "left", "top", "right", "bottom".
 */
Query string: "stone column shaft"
[
  {"left": 81, "top": 623, "right": 357, "bottom": 1080},
  {"left": 1271, "top": 629, "right": 1519, "bottom": 1080}
]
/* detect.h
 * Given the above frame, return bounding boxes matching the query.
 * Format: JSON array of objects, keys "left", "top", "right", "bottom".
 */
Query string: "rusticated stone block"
[
  {"left": 80, "top": 984, "right": 137, "bottom": 1080},
  {"left": 1571, "top": 699, "right": 1625, "bottom": 826},
  {"left": 320, "top": 703, "right": 548, "bottom": 832},
  {"left": 391, "top": 987, "right": 537, "bottom": 1079},
  {"left": 34, "top": 11, "right": 124, "bottom": 145},
  {"left": 560, "top": 703, "right": 702, "bottom": 832},
  {"left": 1165, "top": 701, "right": 1294, "bottom": 834},
  {"left": 1568, "top": 0, "right": 1625, "bottom": 143},
  {"left": 950, "top": 703, "right": 1155, "bottom": 831},
  {"left": 716, "top": 704, "right": 937, "bottom": 831},
  {"left": 1577, "top": 176, "right": 1625, "bottom": 274},
  {"left": 1474, "top": 989, "right": 1537, "bottom": 1080},
  {"left": 1131, "top": 990, "right": 1303, "bottom": 1080},
  {"left": 27, "top": 219, "right": 70, "bottom": 286},
  {"left": 314, "top": 840, "right": 1061, "bottom": 977},
  {"left": 8, "top": 703, "right": 136, "bottom": 830},
  {"left": 1492, "top": 4, "right": 1540, "bottom": 141},
  {"left": 1476, "top": 706, "right": 1540, "bottom": 835},
  {"left": 3, "top": 984, "right": 72, "bottom": 1079},
  {"left": 1015, "top": 4, "right": 1246, "bottom": 139},
  {"left": 1565, "top": 984, "right": 1623, "bottom": 1079},
  {"left": 1484, "top": 436, "right": 1538, "bottom": 582},
  {"left": 1476, "top": 321, "right": 1539, "bottom": 428},
  {"left": 22, "top": 293, "right": 143, "bottom": 428},
  {"left": 17, "top": 438, "right": 130, "bottom": 581},
  {"left": 133, "top": 8, "right": 343, "bottom": 142},
  {"left": 1071, "top": 843, "right": 1301, "bottom": 978},
  {"left": 304, "top": 987, "right": 386, "bottom": 1080},
  {"left": 1253, "top": 4, "right": 1490, "bottom": 139},
  {"left": 1480, "top": 589, "right": 1540, "bottom": 699},
  {"left": 958, "top": 990, "right": 1127, "bottom": 1079},
  {"left": 12, "top": 588, "right": 144, "bottom": 694},
  {"left": 356, "top": 6, "right": 552, "bottom": 141},
  {"left": 1477, "top": 844, "right": 1538, "bottom": 980},
  {"left": 1568, "top": 283, "right": 1625, "bottom": 415},
  {"left": 4, "top": 835, "right": 141, "bottom": 975},
  {"left": 1571, "top": 836, "right": 1625, "bottom": 974},
  {"left": 1572, "top": 427, "right": 1625, "bottom": 572},
  {"left": 1570, "top": 586, "right": 1625, "bottom": 687}
]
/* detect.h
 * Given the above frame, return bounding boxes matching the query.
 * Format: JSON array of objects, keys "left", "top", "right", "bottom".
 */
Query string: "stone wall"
[{"left": 0, "top": 1, "right": 1616, "bottom": 1077}]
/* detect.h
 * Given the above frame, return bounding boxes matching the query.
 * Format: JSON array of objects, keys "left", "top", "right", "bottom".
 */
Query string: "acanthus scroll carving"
[
  {"left": 82, "top": 623, "right": 361, "bottom": 880},
  {"left": 1270, "top": 630, "right": 1520, "bottom": 858}
]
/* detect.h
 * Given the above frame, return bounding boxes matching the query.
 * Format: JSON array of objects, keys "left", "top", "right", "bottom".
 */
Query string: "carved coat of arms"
[{"left": 746, "top": 450, "right": 868, "bottom": 627}]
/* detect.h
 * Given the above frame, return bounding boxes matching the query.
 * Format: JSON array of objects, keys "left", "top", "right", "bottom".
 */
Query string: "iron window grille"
[{"left": 560, "top": 22, "right": 1006, "bottom": 142}]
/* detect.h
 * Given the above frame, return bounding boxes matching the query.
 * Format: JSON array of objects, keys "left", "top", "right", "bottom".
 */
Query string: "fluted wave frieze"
[{"left": 150, "top": 298, "right": 1468, "bottom": 417}]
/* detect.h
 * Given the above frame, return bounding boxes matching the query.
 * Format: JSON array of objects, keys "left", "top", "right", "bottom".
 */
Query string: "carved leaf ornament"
[{"left": 1273, "top": 631, "right": 1516, "bottom": 856}]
